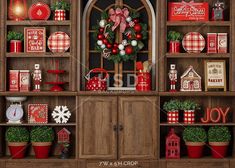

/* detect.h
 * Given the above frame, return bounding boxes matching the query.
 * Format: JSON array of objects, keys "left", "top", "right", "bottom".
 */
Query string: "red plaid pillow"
[{"left": 182, "top": 32, "right": 205, "bottom": 53}]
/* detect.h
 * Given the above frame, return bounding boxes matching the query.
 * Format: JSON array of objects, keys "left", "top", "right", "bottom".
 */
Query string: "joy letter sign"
[
  {"left": 201, "top": 107, "right": 230, "bottom": 123},
  {"left": 24, "top": 27, "right": 46, "bottom": 53}
]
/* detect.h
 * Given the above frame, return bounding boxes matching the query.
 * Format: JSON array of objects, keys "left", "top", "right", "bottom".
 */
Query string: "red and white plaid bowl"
[
  {"left": 48, "top": 31, "right": 70, "bottom": 53},
  {"left": 182, "top": 32, "right": 205, "bottom": 53}
]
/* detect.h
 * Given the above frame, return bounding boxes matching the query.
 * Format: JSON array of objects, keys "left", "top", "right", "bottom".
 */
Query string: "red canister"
[
  {"left": 169, "top": 41, "right": 180, "bottom": 53},
  {"left": 136, "top": 72, "right": 151, "bottom": 91},
  {"left": 10, "top": 40, "right": 22, "bottom": 52},
  {"left": 54, "top": 10, "right": 66, "bottom": 21}
]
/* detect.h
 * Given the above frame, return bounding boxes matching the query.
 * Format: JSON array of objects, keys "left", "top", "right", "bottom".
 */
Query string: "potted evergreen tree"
[
  {"left": 30, "top": 126, "right": 55, "bottom": 159},
  {"left": 7, "top": 31, "right": 24, "bottom": 53},
  {"left": 51, "top": 0, "right": 70, "bottom": 21},
  {"left": 167, "top": 31, "right": 183, "bottom": 53},
  {"left": 183, "top": 127, "right": 207, "bottom": 158},
  {"left": 5, "top": 127, "right": 29, "bottom": 159},
  {"left": 163, "top": 99, "right": 181, "bottom": 123},
  {"left": 208, "top": 126, "right": 231, "bottom": 158},
  {"left": 181, "top": 100, "right": 200, "bottom": 124}
]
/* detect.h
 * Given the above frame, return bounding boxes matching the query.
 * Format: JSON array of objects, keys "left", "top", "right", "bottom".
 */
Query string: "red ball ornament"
[
  {"left": 134, "top": 24, "right": 142, "bottom": 32},
  {"left": 127, "top": 34, "right": 133, "bottom": 40},
  {"left": 133, "top": 18, "right": 139, "bottom": 23},
  {"left": 107, "top": 43, "right": 112, "bottom": 49},
  {"left": 99, "top": 28, "right": 104, "bottom": 33},
  {"left": 113, "top": 43, "right": 118, "bottom": 48},
  {"left": 125, "top": 45, "right": 133, "bottom": 55},
  {"left": 136, "top": 34, "right": 143, "bottom": 40},
  {"left": 112, "top": 48, "right": 118, "bottom": 55},
  {"left": 102, "top": 39, "right": 108, "bottom": 45},
  {"left": 97, "top": 34, "right": 104, "bottom": 40}
]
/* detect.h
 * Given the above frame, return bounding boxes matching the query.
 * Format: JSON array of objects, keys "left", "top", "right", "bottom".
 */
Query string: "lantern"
[
  {"left": 8, "top": 0, "right": 27, "bottom": 21},
  {"left": 166, "top": 128, "right": 180, "bottom": 159}
]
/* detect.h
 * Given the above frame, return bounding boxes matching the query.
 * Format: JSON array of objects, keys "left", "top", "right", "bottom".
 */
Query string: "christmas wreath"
[{"left": 93, "top": 7, "right": 147, "bottom": 63}]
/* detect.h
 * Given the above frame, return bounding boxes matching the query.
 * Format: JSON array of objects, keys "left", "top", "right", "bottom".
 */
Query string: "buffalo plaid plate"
[
  {"left": 182, "top": 32, "right": 205, "bottom": 53},
  {"left": 48, "top": 31, "right": 70, "bottom": 53}
]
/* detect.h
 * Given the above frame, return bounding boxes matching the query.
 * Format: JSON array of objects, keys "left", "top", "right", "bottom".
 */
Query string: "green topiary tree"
[
  {"left": 7, "top": 31, "right": 24, "bottom": 41},
  {"left": 30, "top": 126, "right": 55, "bottom": 142},
  {"left": 208, "top": 126, "right": 231, "bottom": 142},
  {"left": 181, "top": 100, "right": 200, "bottom": 111},
  {"left": 183, "top": 127, "right": 207, "bottom": 143},
  {"left": 5, "top": 127, "right": 29, "bottom": 142},
  {"left": 51, "top": 0, "right": 70, "bottom": 11},
  {"left": 167, "top": 31, "right": 183, "bottom": 42}
]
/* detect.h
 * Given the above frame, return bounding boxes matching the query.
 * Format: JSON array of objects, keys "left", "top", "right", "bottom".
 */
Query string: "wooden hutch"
[{"left": 0, "top": 0, "right": 234, "bottom": 168}]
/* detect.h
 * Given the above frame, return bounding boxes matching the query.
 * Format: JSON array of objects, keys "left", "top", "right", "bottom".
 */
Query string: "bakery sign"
[
  {"left": 168, "top": 1, "right": 209, "bottom": 21},
  {"left": 24, "top": 27, "right": 46, "bottom": 53},
  {"left": 204, "top": 60, "right": 226, "bottom": 91}
]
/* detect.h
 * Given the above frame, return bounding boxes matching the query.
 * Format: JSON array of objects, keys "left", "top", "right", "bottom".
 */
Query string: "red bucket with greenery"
[
  {"left": 183, "top": 127, "right": 207, "bottom": 158},
  {"left": 30, "top": 126, "right": 55, "bottom": 159},
  {"left": 167, "top": 31, "right": 183, "bottom": 53},
  {"left": 7, "top": 31, "right": 24, "bottom": 53},
  {"left": 6, "top": 127, "right": 29, "bottom": 159}
]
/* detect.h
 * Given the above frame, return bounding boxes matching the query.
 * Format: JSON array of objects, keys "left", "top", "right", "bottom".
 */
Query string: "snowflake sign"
[{"left": 52, "top": 106, "right": 71, "bottom": 123}]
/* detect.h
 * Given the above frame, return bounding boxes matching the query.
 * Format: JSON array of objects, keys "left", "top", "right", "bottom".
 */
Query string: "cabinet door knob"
[
  {"left": 119, "top": 125, "right": 124, "bottom": 131},
  {"left": 113, "top": 125, "right": 118, "bottom": 131}
]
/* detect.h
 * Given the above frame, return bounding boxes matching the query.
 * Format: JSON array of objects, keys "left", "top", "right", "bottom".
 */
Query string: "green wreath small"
[{"left": 93, "top": 7, "right": 147, "bottom": 63}]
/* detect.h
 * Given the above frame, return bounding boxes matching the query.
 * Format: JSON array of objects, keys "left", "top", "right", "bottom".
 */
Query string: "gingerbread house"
[
  {"left": 57, "top": 128, "right": 71, "bottom": 143},
  {"left": 180, "top": 66, "right": 202, "bottom": 91}
]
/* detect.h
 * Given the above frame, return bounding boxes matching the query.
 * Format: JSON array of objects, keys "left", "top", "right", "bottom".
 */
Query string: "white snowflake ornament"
[{"left": 52, "top": 106, "right": 71, "bottom": 124}]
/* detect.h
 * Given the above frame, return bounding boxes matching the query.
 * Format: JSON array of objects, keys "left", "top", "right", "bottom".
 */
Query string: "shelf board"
[
  {"left": 166, "top": 53, "right": 230, "bottom": 58},
  {"left": 159, "top": 92, "right": 235, "bottom": 97},
  {"left": 160, "top": 122, "right": 235, "bottom": 126},
  {"left": 0, "top": 123, "right": 76, "bottom": 126},
  {"left": 160, "top": 156, "right": 231, "bottom": 161},
  {"left": 77, "top": 91, "right": 158, "bottom": 96},
  {"left": 6, "top": 52, "right": 71, "bottom": 58},
  {"left": 1, "top": 91, "right": 77, "bottom": 96},
  {"left": 0, "top": 156, "right": 76, "bottom": 161},
  {"left": 6, "top": 20, "right": 71, "bottom": 26},
  {"left": 166, "top": 21, "right": 231, "bottom": 26}
]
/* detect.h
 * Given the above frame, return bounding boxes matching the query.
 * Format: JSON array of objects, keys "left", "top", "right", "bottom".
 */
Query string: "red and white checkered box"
[
  {"left": 184, "top": 110, "right": 195, "bottom": 124},
  {"left": 54, "top": 10, "right": 66, "bottom": 21},
  {"left": 182, "top": 32, "right": 205, "bottom": 53},
  {"left": 47, "top": 31, "right": 70, "bottom": 53},
  {"left": 167, "top": 111, "right": 179, "bottom": 123}
]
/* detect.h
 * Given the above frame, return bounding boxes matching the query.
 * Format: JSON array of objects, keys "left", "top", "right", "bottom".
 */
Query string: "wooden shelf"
[
  {"left": 0, "top": 156, "right": 76, "bottom": 161},
  {"left": 159, "top": 92, "right": 235, "bottom": 97},
  {"left": 166, "top": 21, "right": 231, "bottom": 26},
  {"left": 6, "top": 52, "right": 71, "bottom": 58},
  {"left": 166, "top": 53, "right": 230, "bottom": 58},
  {"left": 160, "top": 156, "right": 232, "bottom": 161},
  {"left": 160, "top": 122, "right": 235, "bottom": 126},
  {"left": 6, "top": 20, "right": 71, "bottom": 26},
  {"left": 77, "top": 91, "right": 158, "bottom": 96},
  {"left": 1, "top": 91, "right": 77, "bottom": 96},
  {"left": 0, "top": 123, "right": 76, "bottom": 126}
]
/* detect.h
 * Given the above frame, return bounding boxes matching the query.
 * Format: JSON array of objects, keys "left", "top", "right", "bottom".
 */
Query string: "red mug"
[
  {"left": 10, "top": 40, "right": 22, "bottom": 52},
  {"left": 169, "top": 41, "right": 180, "bottom": 53},
  {"left": 136, "top": 72, "right": 151, "bottom": 91}
]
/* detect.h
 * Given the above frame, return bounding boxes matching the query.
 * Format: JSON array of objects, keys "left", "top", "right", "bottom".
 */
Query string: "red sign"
[
  {"left": 24, "top": 27, "right": 46, "bottom": 53},
  {"left": 168, "top": 1, "right": 209, "bottom": 21},
  {"left": 28, "top": 104, "right": 48, "bottom": 123},
  {"left": 9, "top": 70, "right": 19, "bottom": 91},
  {"left": 201, "top": 107, "right": 230, "bottom": 123}
]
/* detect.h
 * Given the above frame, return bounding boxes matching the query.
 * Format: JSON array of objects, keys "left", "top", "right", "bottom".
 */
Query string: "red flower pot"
[
  {"left": 167, "top": 110, "right": 179, "bottom": 123},
  {"left": 10, "top": 40, "right": 22, "bottom": 53},
  {"left": 209, "top": 142, "right": 229, "bottom": 158},
  {"left": 169, "top": 41, "right": 180, "bottom": 53},
  {"left": 136, "top": 72, "right": 151, "bottom": 91},
  {"left": 32, "top": 142, "right": 52, "bottom": 159},
  {"left": 184, "top": 110, "right": 195, "bottom": 124},
  {"left": 8, "top": 142, "right": 27, "bottom": 159},
  {"left": 186, "top": 142, "right": 205, "bottom": 158},
  {"left": 54, "top": 10, "right": 66, "bottom": 21}
]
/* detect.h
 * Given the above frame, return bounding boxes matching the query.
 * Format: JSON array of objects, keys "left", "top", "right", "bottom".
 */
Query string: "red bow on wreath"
[{"left": 109, "top": 8, "right": 129, "bottom": 33}]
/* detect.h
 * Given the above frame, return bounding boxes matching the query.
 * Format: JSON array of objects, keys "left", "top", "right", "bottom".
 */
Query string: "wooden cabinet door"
[
  {"left": 79, "top": 96, "right": 118, "bottom": 159},
  {"left": 118, "top": 96, "right": 157, "bottom": 159}
]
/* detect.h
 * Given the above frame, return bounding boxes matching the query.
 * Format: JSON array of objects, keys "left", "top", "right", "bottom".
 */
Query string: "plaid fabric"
[
  {"left": 167, "top": 111, "right": 179, "bottom": 123},
  {"left": 48, "top": 32, "right": 70, "bottom": 53},
  {"left": 55, "top": 10, "right": 66, "bottom": 21},
  {"left": 184, "top": 110, "right": 195, "bottom": 124},
  {"left": 182, "top": 32, "right": 205, "bottom": 53}
]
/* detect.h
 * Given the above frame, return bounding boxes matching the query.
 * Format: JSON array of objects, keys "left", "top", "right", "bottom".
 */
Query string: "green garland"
[{"left": 93, "top": 7, "right": 147, "bottom": 63}]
